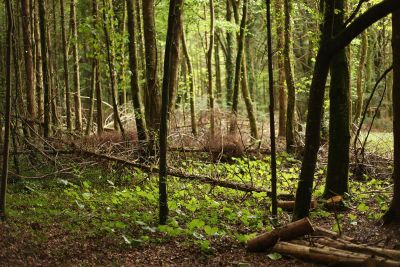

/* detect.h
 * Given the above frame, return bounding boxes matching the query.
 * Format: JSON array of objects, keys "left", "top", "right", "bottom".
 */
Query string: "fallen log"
[
  {"left": 315, "top": 236, "right": 400, "bottom": 261},
  {"left": 274, "top": 241, "right": 400, "bottom": 267},
  {"left": 312, "top": 226, "right": 354, "bottom": 242},
  {"left": 70, "top": 146, "right": 269, "bottom": 194},
  {"left": 246, "top": 218, "right": 314, "bottom": 252},
  {"left": 277, "top": 200, "right": 317, "bottom": 211}
]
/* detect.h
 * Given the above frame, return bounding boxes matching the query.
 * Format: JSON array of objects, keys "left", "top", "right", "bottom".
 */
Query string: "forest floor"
[{"left": 0, "top": 132, "right": 398, "bottom": 266}]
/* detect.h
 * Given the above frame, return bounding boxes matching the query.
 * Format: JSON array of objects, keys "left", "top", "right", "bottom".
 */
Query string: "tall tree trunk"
[
  {"left": 230, "top": 0, "right": 247, "bottom": 133},
  {"left": 34, "top": 3, "right": 44, "bottom": 134},
  {"left": 142, "top": 0, "right": 160, "bottom": 133},
  {"left": 207, "top": 0, "right": 215, "bottom": 137},
  {"left": 60, "top": 0, "right": 71, "bottom": 131},
  {"left": 85, "top": 0, "right": 100, "bottom": 136},
  {"left": 159, "top": 0, "right": 184, "bottom": 225},
  {"left": 284, "top": 0, "right": 296, "bottom": 153},
  {"left": 354, "top": 32, "right": 368, "bottom": 123},
  {"left": 102, "top": 0, "right": 125, "bottom": 135},
  {"left": 225, "top": 0, "right": 234, "bottom": 106},
  {"left": 0, "top": 0, "right": 13, "bottom": 220},
  {"left": 181, "top": 29, "right": 197, "bottom": 136},
  {"left": 266, "top": 0, "right": 278, "bottom": 217},
  {"left": 38, "top": 0, "right": 51, "bottom": 138},
  {"left": 276, "top": 0, "right": 287, "bottom": 137},
  {"left": 292, "top": 0, "right": 400, "bottom": 219},
  {"left": 70, "top": 0, "right": 82, "bottom": 132},
  {"left": 21, "top": 0, "right": 37, "bottom": 133},
  {"left": 383, "top": 10, "right": 400, "bottom": 224},
  {"left": 324, "top": 0, "right": 350, "bottom": 198},
  {"left": 127, "top": 0, "right": 148, "bottom": 142}
]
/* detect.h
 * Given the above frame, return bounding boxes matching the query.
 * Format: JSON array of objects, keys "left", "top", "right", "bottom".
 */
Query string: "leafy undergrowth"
[{"left": 0, "top": 153, "right": 399, "bottom": 266}]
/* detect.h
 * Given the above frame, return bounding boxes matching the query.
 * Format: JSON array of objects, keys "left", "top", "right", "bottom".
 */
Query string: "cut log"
[
  {"left": 278, "top": 199, "right": 317, "bottom": 211},
  {"left": 273, "top": 241, "right": 400, "bottom": 267},
  {"left": 246, "top": 217, "right": 314, "bottom": 252}
]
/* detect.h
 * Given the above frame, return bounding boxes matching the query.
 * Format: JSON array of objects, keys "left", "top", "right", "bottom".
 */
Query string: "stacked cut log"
[{"left": 247, "top": 218, "right": 400, "bottom": 266}]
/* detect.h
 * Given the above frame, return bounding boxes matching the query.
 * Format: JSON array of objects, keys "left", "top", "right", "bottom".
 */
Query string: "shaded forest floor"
[{"left": 0, "top": 131, "right": 398, "bottom": 266}]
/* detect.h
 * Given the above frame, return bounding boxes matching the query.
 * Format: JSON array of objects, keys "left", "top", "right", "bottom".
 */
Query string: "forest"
[{"left": 0, "top": 0, "right": 400, "bottom": 265}]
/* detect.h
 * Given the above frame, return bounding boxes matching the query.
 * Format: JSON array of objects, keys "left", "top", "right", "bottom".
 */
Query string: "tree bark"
[
  {"left": 0, "top": 0, "right": 12, "bottom": 220},
  {"left": 354, "top": 32, "right": 368, "bottom": 123},
  {"left": 60, "top": 0, "right": 71, "bottom": 131},
  {"left": 127, "top": 0, "right": 148, "bottom": 142},
  {"left": 38, "top": 0, "right": 51, "bottom": 138},
  {"left": 284, "top": 0, "right": 296, "bottom": 153},
  {"left": 383, "top": 9, "right": 400, "bottom": 224},
  {"left": 207, "top": 0, "right": 215, "bottom": 137},
  {"left": 225, "top": 0, "right": 234, "bottom": 106},
  {"left": 324, "top": 0, "right": 351, "bottom": 198},
  {"left": 181, "top": 29, "right": 197, "bottom": 136},
  {"left": 21, "top": 0, "right": 37, "bottom": 134},
  {"left": 142, "top": 0, "right": 160, "bottom": 132},
  {"left": 159, "top": 0, "right": 184, "bottom": 225},
  {"left": 276, "top": 0, "right": 287, "bottom": 137},
  {"left": 70, "top": 0, "right": 82, "bottom": 132}
]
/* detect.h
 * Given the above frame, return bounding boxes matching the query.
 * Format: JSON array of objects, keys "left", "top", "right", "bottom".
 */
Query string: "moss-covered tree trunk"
[{"left": 354, "top": 32, "right": 368, "bottom": 123}]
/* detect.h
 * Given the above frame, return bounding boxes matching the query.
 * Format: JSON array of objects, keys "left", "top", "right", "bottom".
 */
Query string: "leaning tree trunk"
[
  {"left": 159, "top": 0, "right": 184, "bottom": 225},
  {"left": 241, "top": 53, "right": 258, "bottom": 139},
  {"left": 293, "top": 0, "right": 400, "bottom": 220},
  {"left": 383, "top": 9, "right": 400, "bottom": 224},
  {"left": 0, "top": 0, "right": 13, "bottom": 220},
  {"left": 70, "top": 0, "right": 82, "bottom": 132},
  {"left": 127, "top": 0, "right": 148, "bottom": 142},
  {"left": 324, "top": 0, "right": 351, "bottom": 198}
]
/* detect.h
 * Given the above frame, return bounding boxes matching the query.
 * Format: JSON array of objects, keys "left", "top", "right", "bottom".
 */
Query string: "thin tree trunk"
[
  {"left": 159, "top": 0, "right": 184, "bottom": 225},
  {"left": 225, "top": 0, "right": 234, "bottom": 106},
  {"left": 127, "top": 0, "right": 148, "bottom": 142},
  {"left": 38, "top": 0, "right": 51, "bottom": 138},
  {"left": 34, "top": 3, "right": 44, "bottom": 133},
  {"left": 96, "top": 66, "right": 104, "bottom": 134},
  {"left": 284, "top": 0, "right": 296, "bottom": 153},
  {"left": 266, "top": 0, "right": 278, "bottom": 217},
  {"left": 207, "top": 0, "right": 215, "bottom": 137},
  {"left": 354, "top": 32, "right": 368, "bottom": 123},
  {"left": 241, "top": 53, "right": 258, "bottom": 139},
  {"left": 0, "top": 0, "right": 13, "bottom": 220},
  {"left": 276, "top": 0, "right": 286, "bottom": 137},
  {"left": 181, "top": 30, "right": 197, "bottom": 136},
  {"left": 70, "top": 0, "right": 82, "bottom": 132},
  {"left": 215, "top": 39, "right": 222, "bottom": 101},
  {"left": 21, "top": 0, "right": 37, "bottom": 133},
  {"left": 102, "top": 0, "right": 125, "bottom": 135},
  {"left": 230, "top": 0, "right": 247, "bottom": 133},
  {"left": 60, "top": 0, "right": 71, "bottom": 131}
]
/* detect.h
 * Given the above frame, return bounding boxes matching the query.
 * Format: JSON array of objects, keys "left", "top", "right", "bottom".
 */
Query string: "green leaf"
[
  {"left": 267, "top": 252, "right": 282, "bottom": 260},
  {"left": 357, "top": 203, "right": 369, "bottom": 212}
]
